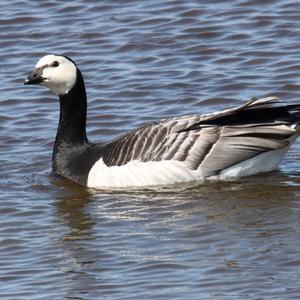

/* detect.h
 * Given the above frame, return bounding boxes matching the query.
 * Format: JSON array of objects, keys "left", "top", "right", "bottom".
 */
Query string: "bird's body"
[{"left": 25, "top": 55, "right": 300, "bottom": 189}]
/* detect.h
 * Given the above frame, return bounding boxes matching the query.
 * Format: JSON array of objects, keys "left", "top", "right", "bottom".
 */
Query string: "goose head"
[{"left": 24, "top": 54, "right": 78, "bottom": 96}]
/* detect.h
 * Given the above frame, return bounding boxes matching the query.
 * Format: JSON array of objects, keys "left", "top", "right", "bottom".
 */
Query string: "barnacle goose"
[{"left": 24, "top": 54, "right": 300, "bottom": 189}]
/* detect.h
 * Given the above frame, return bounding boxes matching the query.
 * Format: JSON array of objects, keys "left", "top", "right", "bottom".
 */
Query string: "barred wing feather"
[{"left": 100, "top": 97, "right": 299, "bottom": 177}]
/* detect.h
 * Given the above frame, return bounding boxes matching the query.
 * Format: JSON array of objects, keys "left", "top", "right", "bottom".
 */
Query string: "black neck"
[
  {"left": 55, "top": 68, "right": 88, "bottom": 146},
  {"left": 49, "top": 64, "right": 101, "bottom": 184}
]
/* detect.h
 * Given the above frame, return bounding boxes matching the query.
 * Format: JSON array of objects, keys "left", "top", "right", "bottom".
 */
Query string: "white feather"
[
  {"left": 214, "top": 147, "right": 289, "bottom": 179},
  {"left": 35, "top": 54, "right": 77, "bottom": 95},
  {"left": 215, "top": 136, "right": 296, "bottom": 179},
  {"left": 87, "top": 143, "right": 293, "bottom": 189},
  {"left": 87, "top": 158, "right": 203, "bottom": 189}
]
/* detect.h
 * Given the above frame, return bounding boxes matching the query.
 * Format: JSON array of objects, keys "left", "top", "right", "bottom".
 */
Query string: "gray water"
[{"left": 1, "top": 0, "right": 300, "bottom": 299}]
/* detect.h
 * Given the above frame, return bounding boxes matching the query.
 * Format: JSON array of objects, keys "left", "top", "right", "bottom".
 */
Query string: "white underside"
[
  {"left": 213, "top": 146, "right": 289, "bottom": 180},
  {"left": 87, "top": 146, "right": 290, "bottom": 189}
]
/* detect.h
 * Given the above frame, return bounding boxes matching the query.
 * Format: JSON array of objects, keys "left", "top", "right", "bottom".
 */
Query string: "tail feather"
[{"left": 187, "top": 98, "right": 300, "bottom": 129}]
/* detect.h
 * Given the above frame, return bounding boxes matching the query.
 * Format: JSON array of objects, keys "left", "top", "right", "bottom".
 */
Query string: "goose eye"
[{"left": 52, "top": 61, "right": 59, "bottom": 67}]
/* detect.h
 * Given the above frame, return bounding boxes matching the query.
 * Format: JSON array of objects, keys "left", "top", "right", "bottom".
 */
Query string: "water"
[{"left": 1, "top": 0, "right": 300, "bottom": 299}]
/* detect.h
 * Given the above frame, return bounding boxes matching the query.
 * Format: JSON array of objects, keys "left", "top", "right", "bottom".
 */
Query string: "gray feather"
[{"left": 101, "top": 97, "right": 299, "bottom": 175}]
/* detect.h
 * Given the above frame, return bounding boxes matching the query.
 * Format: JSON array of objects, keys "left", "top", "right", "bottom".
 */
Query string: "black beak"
[{"left": 24, "top": 68, "right": 45, "bottom": 85}]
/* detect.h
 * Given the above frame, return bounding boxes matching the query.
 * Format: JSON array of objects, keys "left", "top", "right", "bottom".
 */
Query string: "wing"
[{"left": 100, "top": 97, "right": 300, "bottom": 176}]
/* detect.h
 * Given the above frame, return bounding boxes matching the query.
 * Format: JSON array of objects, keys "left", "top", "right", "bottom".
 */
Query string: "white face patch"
[{"left": 35, "top": 54, "right": 77, "bottom": 96}]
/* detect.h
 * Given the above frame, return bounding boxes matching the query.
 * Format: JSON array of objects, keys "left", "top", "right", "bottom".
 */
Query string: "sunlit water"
[{"left": 1, "top": 0, "right": 300, "bottom": 299}]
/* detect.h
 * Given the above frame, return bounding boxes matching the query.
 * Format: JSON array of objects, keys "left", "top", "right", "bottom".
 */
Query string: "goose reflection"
[
  {"left": 52, "top": 177, "right": 99, "bottom": 299},
  {"left": 50, "top": 170, "right": 300, "bottom": 300},
  {"left": 54, "top": 178, "right": 94, "bottom": 241},
  {"left": 53, "top": 170, "right": 300, "bottom": 239}
]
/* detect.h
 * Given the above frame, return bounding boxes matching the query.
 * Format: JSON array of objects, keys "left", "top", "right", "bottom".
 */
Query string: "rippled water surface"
[{"left": 2, "top": 0, "right": 300, "bottom": 299}]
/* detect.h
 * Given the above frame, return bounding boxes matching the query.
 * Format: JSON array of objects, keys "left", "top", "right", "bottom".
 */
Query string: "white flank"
[
  {"left": 217, "top": 135, "right": 298, "bottom": 179},
  {"left": 87, "top": 146, "right": 292, "bottom": 189},
  {"left": 214, "top": 146, "right": 290, "bottom": 179},
  {"left": 87, "top": 158, "right": 202, "bottom": 189}
]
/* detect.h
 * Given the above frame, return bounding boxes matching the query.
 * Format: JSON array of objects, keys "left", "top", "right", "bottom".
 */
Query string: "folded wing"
[{"left": 101, "top": 97, "right": 300, "bottom": 176}]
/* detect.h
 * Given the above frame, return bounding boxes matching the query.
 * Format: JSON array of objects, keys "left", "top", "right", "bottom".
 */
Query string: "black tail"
[{"left": 187, "top": 103, "right": 300, "bottom": 129}]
